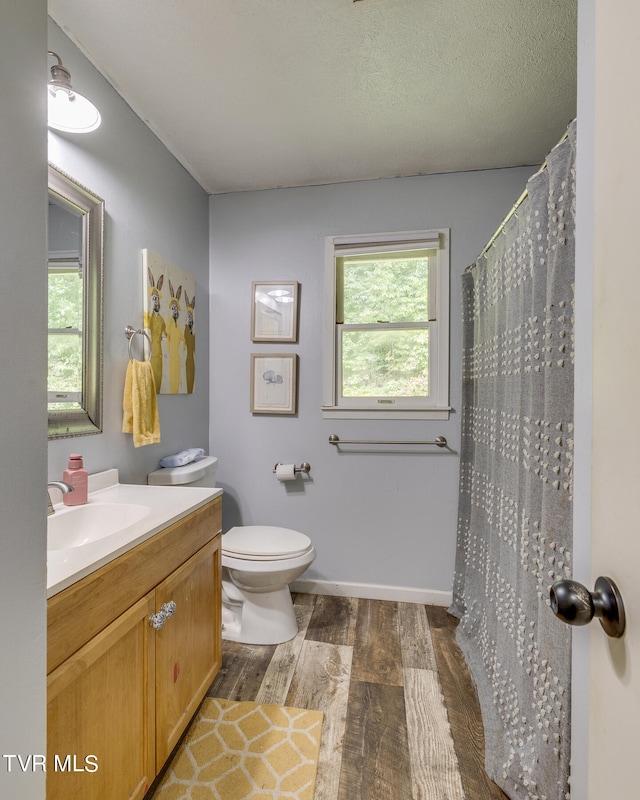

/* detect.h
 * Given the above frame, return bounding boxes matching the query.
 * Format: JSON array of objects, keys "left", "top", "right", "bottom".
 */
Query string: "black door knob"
[{"left": 550, "top": 576, "right": 625, "bottom": 638}]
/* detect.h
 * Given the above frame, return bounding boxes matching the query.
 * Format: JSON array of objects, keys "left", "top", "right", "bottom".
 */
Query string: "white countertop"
[{"left": 47, "top": 469, "right": 222, "bottom": 598}]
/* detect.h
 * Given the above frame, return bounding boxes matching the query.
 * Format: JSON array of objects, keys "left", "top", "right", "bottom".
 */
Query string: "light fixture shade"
[
  {"left": 268, "top": 288, "right": 294, "bottom": 303},
  {"left": 47, "top": 51, "right": 101, "bottom": 133}
]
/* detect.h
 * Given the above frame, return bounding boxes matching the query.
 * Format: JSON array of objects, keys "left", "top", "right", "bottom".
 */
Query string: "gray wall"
[
  {"left": 0, "top": 3, "right": 47, "bottom": 797},
  {"left": 209, "top": 167, "right": 534, "bottom": 597},
  {"left": 47, "top": 19, "right": 210, "bottom": 486}
]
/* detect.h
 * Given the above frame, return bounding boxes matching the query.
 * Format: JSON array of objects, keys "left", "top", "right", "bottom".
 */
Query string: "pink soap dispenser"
[{"left": 63, "top": 454, "right": 89, "bottom": 505}]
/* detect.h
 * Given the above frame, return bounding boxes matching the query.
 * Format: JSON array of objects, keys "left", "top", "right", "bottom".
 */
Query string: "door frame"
[{"left": 571, "top": 3, "right": 596, "bottom": 799}]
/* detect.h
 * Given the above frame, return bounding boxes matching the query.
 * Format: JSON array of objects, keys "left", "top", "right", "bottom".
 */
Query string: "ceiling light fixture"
[{"left": 47, "top": 51, "right": 101, "bottom": 134}]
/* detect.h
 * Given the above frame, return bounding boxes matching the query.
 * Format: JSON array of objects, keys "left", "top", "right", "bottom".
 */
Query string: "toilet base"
[{"left": 221, "top": 580, "right": 299, "bottom": 645}]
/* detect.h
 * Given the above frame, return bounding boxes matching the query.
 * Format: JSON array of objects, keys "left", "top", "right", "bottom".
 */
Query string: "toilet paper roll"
[{"left": 275, "top": 463, "right": 297, "bottom": 482}]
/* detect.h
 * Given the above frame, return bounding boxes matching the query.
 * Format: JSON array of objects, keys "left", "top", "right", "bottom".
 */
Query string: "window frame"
[{"left": 322, "top": 229, "right": 450, "bottom": 420}]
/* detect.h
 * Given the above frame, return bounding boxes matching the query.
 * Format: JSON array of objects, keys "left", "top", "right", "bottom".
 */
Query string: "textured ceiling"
[{"left": 48, "top": 0, "right": 577, "bottom": 195}]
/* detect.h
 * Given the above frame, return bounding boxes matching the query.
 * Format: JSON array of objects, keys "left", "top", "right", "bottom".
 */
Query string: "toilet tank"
[{"left": 147, "top": 456, "right": 218, "bottom": 488}]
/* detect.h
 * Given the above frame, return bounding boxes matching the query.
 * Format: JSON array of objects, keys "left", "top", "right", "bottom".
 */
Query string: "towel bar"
[{"left": 328, "top": 434, "right": 447, "bottom": 448}]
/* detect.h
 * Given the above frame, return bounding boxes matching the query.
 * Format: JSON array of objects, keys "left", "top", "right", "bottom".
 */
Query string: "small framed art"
[
  {"left": 251, "top": 281, "right": 299, "bottom": 342},
  {"left": 250, "top": 353, "right": 298, "bottom": 414}
]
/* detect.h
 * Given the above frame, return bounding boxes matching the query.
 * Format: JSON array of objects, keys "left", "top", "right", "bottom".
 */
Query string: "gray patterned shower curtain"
[{"left": 449, "top": 120, "right": 576, "bottom": 800}]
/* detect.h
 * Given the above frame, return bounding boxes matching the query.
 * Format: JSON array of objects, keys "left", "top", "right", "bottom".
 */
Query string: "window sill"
[{"left": 321, "top": 406, "right": 451, "bottom": 421}]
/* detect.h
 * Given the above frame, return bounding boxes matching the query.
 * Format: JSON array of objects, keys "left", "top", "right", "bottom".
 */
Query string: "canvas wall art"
[{"left": 142, "top": 249, "right": 196, "bottom": 394}]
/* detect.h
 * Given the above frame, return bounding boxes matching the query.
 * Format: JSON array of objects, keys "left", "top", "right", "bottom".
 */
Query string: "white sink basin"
[
  {"left": 48, "top": 502, "right": 152, "bottom": 551},
  {"left": 46, "top": 469, "right": 222, "bottom": 598}
]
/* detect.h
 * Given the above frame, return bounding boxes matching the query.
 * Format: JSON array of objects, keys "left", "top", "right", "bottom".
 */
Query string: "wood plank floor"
[{"left": 199, "top": 594, "right": 508, "bottom": 800}]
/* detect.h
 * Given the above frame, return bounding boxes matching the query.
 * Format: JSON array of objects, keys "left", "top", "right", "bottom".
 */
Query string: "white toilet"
[{"left": 147, "top": 456, "right": 316, "bottom": 645}]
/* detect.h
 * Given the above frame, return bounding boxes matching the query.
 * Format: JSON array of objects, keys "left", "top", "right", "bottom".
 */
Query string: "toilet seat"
[{"left": 223, "top": 525, "right": 312, "bottom": 561}]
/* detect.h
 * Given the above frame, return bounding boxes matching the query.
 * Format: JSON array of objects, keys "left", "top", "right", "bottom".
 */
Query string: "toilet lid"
[{"left": 223, "top": 526, "right": 312, "bottom": 560}]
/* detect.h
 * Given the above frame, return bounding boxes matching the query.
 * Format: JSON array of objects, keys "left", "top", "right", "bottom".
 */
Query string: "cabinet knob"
[
  {"left": 149, "top": 611, "right": 166, "bottom": 630},
  {"left": 161, "top": 601, "right": 177, "bottom": 618},
  {"left": 148, "top": 601, "right": 177, "bottom": 630}
]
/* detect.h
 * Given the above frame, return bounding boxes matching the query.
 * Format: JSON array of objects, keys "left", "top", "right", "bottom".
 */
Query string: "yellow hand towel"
[{"left": 122, "top": 360, "right": 161, "bottom": 447}]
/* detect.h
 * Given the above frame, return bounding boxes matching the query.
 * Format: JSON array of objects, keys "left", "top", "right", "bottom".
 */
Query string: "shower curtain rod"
[{"left": 478, "top": 127, "right": 570, "bottom": 259}]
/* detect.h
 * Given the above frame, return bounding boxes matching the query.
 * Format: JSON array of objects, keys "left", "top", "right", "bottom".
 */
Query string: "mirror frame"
[{"left": 48, "top": 163, "right": 104, "bottom": 439}]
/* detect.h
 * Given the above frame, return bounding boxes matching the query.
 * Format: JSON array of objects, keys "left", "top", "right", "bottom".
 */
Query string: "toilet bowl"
[
  {"left": 221, "top": 525, "right": 316, "bottom": 645},
  {"left": 147, "top": 456, "right": 316, "bottom": 645}
]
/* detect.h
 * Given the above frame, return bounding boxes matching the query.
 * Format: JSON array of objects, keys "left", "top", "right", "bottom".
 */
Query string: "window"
[{"left": 323, "top": 230, "right": 450, "bottom": 419}]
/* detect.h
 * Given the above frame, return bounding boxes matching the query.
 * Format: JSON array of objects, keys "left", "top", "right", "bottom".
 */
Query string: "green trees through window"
[
  {"left": 339, "top": 253, "right": 431, "bottom": 398},
  {"left": 48, "top": 265, "right": 83, "bottom": 410}
]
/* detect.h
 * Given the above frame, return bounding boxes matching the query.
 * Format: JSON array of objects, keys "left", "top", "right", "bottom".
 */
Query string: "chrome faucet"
[{"left": 47, "top": 481, "right": 73, "bottom": 516}]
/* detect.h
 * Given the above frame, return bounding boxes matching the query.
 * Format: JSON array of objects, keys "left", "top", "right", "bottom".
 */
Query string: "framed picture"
[
  {"left": 250, "top": 353, "right": 298, "bottom": 414},
  {"left": 251, "top": 281, "right": 299, "bottom": 342},
  {"left": 143, "top": 249, "right": 196, "bottom": 395}
]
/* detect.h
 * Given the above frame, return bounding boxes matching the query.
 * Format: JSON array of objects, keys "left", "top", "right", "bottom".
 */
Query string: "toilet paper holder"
[{"left": 272, "top": 462, "right": 311, "bottom": 475}]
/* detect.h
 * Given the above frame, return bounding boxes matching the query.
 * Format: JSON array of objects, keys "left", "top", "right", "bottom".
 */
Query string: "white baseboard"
[{"left": 290, "top": 578, "right": 452, "bottom": 607}]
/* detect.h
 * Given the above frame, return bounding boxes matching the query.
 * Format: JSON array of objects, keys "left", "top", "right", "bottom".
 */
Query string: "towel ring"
[{"left": 125, "top": 325, "right": 151, "bottom": 361}]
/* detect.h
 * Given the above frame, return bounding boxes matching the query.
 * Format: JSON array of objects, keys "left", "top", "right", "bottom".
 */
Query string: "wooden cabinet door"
[
  {"left": 154, "top": 535, "right": 221, "bottom": 766},
  {"left": 47, "top": 592, "right": 156, "bottom": 800}
]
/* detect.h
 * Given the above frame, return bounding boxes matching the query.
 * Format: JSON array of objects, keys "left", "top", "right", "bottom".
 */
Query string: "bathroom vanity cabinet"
[{"left": 46, "top": 496, "right": 222, "bottom": 800}]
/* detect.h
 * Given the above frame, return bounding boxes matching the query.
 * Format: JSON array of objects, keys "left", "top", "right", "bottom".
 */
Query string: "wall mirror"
[{"left": 48, "top": 163, "right": 104, "bottom": 438}]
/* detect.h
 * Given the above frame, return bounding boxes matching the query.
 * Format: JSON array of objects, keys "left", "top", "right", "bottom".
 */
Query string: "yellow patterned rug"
[{"left": 153, "top": 698, "right": 323, "bottom": 800}]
